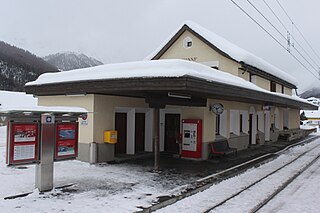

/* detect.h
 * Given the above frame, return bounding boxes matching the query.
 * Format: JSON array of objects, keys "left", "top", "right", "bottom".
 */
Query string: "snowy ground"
[
  {"left": 0, "top": 126, "right": 195, "bottom": 213},
  {"left": 156, "top": 136, "right": 320, "bottom": 213},
  {"left": 1, "top": 125, "right": 320, "bottom": 212}
]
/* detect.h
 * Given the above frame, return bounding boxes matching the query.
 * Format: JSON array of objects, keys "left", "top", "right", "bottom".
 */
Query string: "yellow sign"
[{"left": 104, "top": 130, "right": 117, "bottom": 144}]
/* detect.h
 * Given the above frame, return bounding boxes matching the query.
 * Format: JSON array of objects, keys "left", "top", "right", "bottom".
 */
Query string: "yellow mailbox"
[{"left": 104, "top": 130, "right": 117, "bottom": 144}]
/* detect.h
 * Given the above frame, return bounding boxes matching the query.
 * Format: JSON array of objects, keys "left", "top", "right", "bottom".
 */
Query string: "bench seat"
[{"left": 209, "top": 140, "right": 237, "bottom": 158}]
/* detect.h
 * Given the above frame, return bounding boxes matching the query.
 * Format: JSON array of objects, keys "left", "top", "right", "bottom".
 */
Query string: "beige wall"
[
  {"left": 238, "top": 69, "right": 250, "bottom": 81},
  {"left": 93, "top": 95, "right": 149, "bottom": 143},
  {"left": 159, "top": 30, "right": 241, "bottom": 77},
  {"left": 207, "top": 99, "right": 262, "bottom": 139},
  {"left": 284, "top": 87, "right": 293, "bottom": 96},
  {"left": 276, "top": 83, "right": 282, "bottom": 93},
  {"left": 38, "top": 95, "right": 94, "bottom": 144},
  {"left": 288, "top": 109, "right": 300, "bottom": 129},
  {"left": 255, "top": 75, "right": 270, "bottom": 91},
  {"left": 158, "top": 30, "right": 296, "bottom": 97}
]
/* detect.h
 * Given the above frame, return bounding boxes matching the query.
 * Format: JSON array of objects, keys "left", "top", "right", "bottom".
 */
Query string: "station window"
[
  {"left": 216, "top": 115, "right": 220, "bottom": 135},
  {"left": 240, "top": 114, "right": 243, "bottom": 133},
  {"left": 281, "top": 85, "right": 284, "bottom": 94},
  {"left": 183, "top": 37, "right": 193, "bottom": 49},
  {"left": 270, "top": 81, "right": 276, "bottom": 92}
]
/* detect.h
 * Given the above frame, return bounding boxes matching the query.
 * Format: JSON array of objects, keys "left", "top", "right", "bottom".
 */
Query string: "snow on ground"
[
  {"left": 260, "top": 157, "right": 320, "bottom": 212},
  {"left": 0, "top": 126, "right": 194, "bottom": 213},
  {"left": 1, "top": 125, "right": 320, "bottom": 212},
  {"left": 156, "top": 136, "right": 320, "bottom": 213}
]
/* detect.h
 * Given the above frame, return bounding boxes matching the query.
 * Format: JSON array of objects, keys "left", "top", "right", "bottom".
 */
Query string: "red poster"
[
  {"left": 9, "top": 123, "right": 39, "bottom": 164},
  {"left": 55, "top": 123, "right": 78, "bottom": 160}
]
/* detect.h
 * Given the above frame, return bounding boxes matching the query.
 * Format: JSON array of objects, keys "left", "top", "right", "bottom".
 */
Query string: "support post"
[
  {"left": 153, "top": 108, "right": 160, "bottom": 171},
  {"left": 35, "top": 114, "right": 55, "bottom": 192}
]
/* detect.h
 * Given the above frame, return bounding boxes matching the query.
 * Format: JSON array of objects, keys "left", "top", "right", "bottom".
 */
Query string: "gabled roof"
[{"left": 145, "top": 21, "right": 298, "bottom": 88}]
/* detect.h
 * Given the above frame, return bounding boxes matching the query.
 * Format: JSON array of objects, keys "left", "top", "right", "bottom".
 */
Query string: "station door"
[
  {"left": 165, "top": 114, "right": 180, "bottom": 154},
  {"left": 115, "top": 113, "right": 127, "bottom": 154},
  {"left": 135, "top": 113, "right": 145, "bottom": 153}
]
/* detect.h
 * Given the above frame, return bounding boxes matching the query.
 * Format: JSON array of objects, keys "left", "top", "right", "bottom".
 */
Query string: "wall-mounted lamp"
[{"left": 168, "top": 92, "right": 191, "bottom": 99}]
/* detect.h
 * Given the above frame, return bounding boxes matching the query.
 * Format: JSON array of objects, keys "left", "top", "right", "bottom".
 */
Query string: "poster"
[
  {"left": 55, "top": 123, "right": 78, "bottom": 159},
  {"left": 10, "top": 123, "right": 39, "bottom": 164},
  {"left": 13, "top": 124, "right": 37, "bottom": 142}
]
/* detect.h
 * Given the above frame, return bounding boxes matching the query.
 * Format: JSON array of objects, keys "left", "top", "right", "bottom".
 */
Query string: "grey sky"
[{"left": 0, "top": 0, "right": 319, "bottom": 92}]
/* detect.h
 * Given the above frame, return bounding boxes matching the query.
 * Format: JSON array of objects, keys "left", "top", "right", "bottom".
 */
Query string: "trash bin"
[{"left": 89, "top": 142, "right": 97, "bottom": 164}]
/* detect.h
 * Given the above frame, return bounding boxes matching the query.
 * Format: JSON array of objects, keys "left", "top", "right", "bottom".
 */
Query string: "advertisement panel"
[
  {"left": 8, "top": 123, "right": 39, "bottom": 165},
  {"left": 55, "top": 122, "right": 78, "bottom": 160}
]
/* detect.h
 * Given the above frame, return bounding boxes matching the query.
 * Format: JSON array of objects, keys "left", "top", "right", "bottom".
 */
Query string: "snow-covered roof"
[
  {"left": 304, "top": 109, "right": 320, "bottom": 118},
  {"left": 145, "top": 21, "right": 298, "bottom": 86},
  {"left": 0, "top": 106, "right": 87, "bottom": 114},
  {"left": 26, "top": 59, "right": 311, "bottom": 107},
  {"left": 0, "top": 90, "right": 37, "bottom": 108}
]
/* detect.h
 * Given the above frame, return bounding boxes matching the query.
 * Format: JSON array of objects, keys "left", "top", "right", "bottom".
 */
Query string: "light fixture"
[
  {"left": 168, "top": 92, "right": 191, "bottom": 99},
  {"left": 65, "top": 93, "right": 86, "bottom": 97},
  {"left": 22, "top": 111, "right": 33, "bottom": 116}
]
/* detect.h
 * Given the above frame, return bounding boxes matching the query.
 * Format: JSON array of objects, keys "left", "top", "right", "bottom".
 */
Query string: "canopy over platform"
[
  {"left": 0, "top": 106, "right": 87, "bottom": 121},
  {"left": 25, "top": 59, "right": 317, "bottom": 110}
]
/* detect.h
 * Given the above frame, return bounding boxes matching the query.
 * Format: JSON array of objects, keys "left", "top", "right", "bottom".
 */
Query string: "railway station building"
[{"left": 25, "top": 21, "right": 317, "bottom": 163}]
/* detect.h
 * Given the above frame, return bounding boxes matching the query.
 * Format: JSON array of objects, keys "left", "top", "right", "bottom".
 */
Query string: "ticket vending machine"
[{"left": 181, "top": 119, "right": 202, "bottom": 159}]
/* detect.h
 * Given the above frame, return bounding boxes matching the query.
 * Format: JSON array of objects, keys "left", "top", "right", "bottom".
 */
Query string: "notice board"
[
  {"left": 55, "top": 122, "right": 78, "bottom": 160},
  {"left": 7, "top": 123, "right": 39, "bottom": 165}
]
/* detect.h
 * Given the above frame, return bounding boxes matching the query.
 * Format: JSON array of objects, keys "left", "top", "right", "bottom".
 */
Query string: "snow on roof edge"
[
  {"left": 0, "top": 106, "right": 88, "bottom": 114},
  {"left": 144, "top": 20, "right": 298, "bottom": 87},
  {"left": 26, "top": 59, "right": 312, "bottom": 108}
]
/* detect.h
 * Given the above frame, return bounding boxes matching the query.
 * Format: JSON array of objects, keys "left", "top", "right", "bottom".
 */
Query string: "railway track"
[
  {"left": 203, "top": 140, "right": 320, "bottom": 213},
  {"left": 139, "top": 135, "right": 319, "bottom": 212}
]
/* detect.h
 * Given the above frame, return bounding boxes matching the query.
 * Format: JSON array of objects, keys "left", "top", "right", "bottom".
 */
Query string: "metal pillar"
[
  {"left": 35, "top": 114, "right": 55, "bottom": 192},
  {"left": 153, "top": 108, "right": 160, "bottom": 171}
]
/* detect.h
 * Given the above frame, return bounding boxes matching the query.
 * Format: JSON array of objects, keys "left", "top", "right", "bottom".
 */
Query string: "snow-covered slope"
[
  {"left": 43, "top": 52, "right": 103, "bottom": 71},
  {"left": 300, "top": 87, "right": 320, "bottom": 99},
  {"left": 0, "top": 41, "right": 58, "bottom": 91}
]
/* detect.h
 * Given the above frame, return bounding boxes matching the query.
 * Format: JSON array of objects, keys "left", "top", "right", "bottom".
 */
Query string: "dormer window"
[{"left": 183, "top": 37, "right": 193, "bottom": 48}]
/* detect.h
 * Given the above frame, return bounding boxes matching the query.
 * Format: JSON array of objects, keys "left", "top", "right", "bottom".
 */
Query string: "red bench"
[{"left": 209, "top": 140, "right": 237, "bottom": 158}]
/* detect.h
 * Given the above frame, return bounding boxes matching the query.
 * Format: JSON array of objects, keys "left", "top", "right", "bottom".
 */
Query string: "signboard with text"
[
  {"left": 55, "top": 122, "right": 78, "bottom": 160},
  {"left": 8, "top": 123, "right": 39, "bottom": 165}
]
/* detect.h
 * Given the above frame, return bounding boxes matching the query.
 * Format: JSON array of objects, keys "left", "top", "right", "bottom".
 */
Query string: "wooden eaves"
[{"left": 24, "top": 76, "right": 317, "bottom": 110}]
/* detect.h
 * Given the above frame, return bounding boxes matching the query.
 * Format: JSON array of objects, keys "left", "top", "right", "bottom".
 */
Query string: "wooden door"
[
  {"left": 135, "top": 113, "right": 145, "bottom": 153},
  {"left": 165, "top": 114, "right": 180, "bottom": 153},
  {"left": 249, "top": 114, "right": 253, "bottom": 145},
  {"left": 115, "top": 113, "right": 127, "bottom": 154}
]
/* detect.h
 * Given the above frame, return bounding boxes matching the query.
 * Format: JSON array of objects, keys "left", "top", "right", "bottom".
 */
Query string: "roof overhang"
[{"left": 25, "top": 76, "right": 317, "bottom": 110}]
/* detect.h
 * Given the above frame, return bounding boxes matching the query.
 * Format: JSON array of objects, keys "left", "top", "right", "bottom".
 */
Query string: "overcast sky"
[{"left": 1, "top": 0, "right": 319, "bottom": 92}]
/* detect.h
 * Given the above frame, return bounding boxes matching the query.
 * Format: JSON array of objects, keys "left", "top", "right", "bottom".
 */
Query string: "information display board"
[
  {"left": 8, "top": 123, "right": 39, "bottom": 165},
  {"left": 55, "top": 122, "right": 78, "bottom": 160}
]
